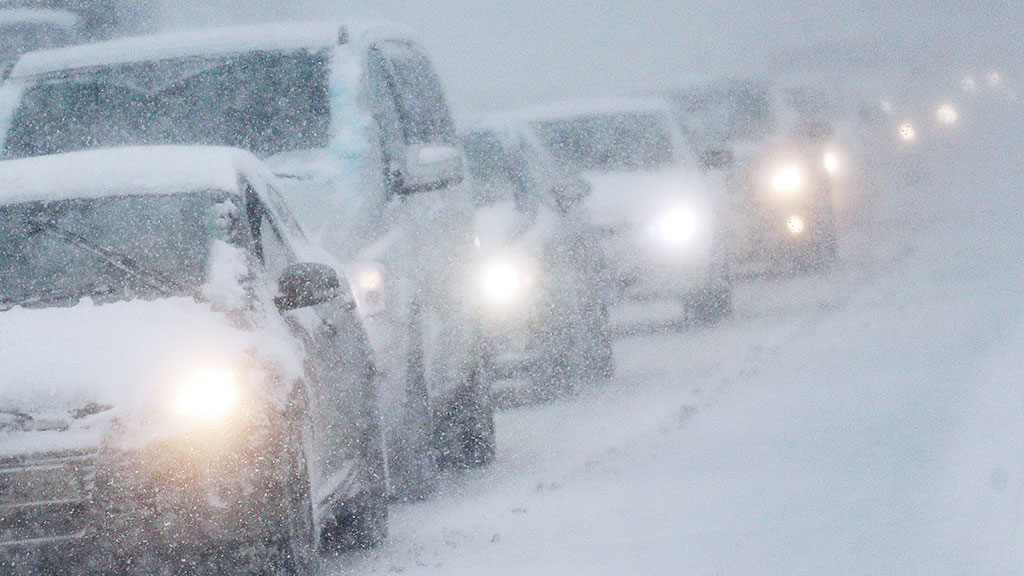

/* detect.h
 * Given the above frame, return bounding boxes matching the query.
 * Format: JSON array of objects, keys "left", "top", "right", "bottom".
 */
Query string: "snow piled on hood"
[
  {"left": 580, "top": 168, "right": 722, "bottom": 228},
  {"left": 0, "top": 297, "right": 302, "bottom": 418}
]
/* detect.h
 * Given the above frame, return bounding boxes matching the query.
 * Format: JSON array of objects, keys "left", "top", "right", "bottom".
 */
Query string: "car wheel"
[
  {"left": 688, "top": 284, "right": 733, "bottom": 326},
  {"left": 261, "top": 419, "right": 319, "bottom": 576},
  {"left": 582, "top": 305, "right": 615, "bottom": 381},
  {"left": 387, "top": 298, "right": 441, "bottom": 501},
  {"left": 320, "top": 494, "right": 389, "bottom": 551},
  {"left": 435, "top": 373, "right": 496, "bottom": 469}
]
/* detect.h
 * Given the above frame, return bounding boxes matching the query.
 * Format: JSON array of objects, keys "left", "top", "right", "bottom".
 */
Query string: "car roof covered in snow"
[
  {"left": 9, "top": 20, "right": 415, "bottom": 79},
  {"left": 0, "top": 146, "right": 271, "bottom": 205},
  {"left": 0, "top": 8, "right": 80, "bottom": 29},
  {"left": 514, "top": 97, "right": 677, "bottom": 124}
]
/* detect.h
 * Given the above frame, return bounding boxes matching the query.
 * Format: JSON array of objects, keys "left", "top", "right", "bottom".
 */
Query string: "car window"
[
  {"left": 376, "top": 41, "right": 456, "bottom": 145},
  {"left": 245, "top": 186, "right": 295, "bottom": 277}
]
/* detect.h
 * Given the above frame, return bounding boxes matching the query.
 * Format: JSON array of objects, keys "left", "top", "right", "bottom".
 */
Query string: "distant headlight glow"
[
  {"left": 787, "top": 215, "right": 806, "bottom": 236},
  {"left": 898, "top": 122, "right": 917, "bottom": 143},
  {"left": 172, "top": 369, "right": 241, "bottom": 422},
  {"left": 822, "top": 152, "right": 840, "bottom": 174},
  {"left": 936, "top": 103, "right": 959, "bottom": 126},
  {"left": 658, "top": 207, "right": 698, "bottom": 245},
  {"left": 987, "top": 71, "right": 1003, "bottom": 88},
  {"left": 771, "top": 165, "right": 804, "bottom": 194}
]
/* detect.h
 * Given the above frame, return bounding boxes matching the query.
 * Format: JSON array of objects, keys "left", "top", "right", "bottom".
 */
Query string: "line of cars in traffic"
[{"left": 2, "top": 15, "right": 1002, "bottom": 576}]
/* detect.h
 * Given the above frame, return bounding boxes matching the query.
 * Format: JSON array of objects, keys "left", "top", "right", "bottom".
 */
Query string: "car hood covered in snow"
[
  {"left": 579, "top": 168, "right": 723, "bottom": 229},
  {"left": 0, "top": 297, "right": 300, "bottom": 424}
]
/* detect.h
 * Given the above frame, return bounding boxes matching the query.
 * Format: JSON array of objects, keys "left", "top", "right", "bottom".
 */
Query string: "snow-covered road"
[{"left": 328, "top": 101, "right": 1024, "bottom": 575}]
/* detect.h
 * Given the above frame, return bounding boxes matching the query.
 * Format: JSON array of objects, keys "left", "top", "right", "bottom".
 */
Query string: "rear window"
[{"left": 4, "top": 49, "right": 331, "bottom": 159}]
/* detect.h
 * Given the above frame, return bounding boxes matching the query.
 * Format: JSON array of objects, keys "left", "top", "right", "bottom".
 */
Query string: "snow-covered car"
[
  {"left": 0, "top": 147, "right": 387, "bottom": 575},
  {"left": 668, "top": 80, "right": 841, "bottom": 272},
  {"left": 0, "top": 20, "right": 490, "bottom": 500},
  {"left": 462, "top": 119, "right": 614, "bottom": 403},
  {"left": 0, "top": 8, "right": 80, "bottom": 73},
  {"left": 517, "top": 98, "right": 734, "bottom": 324}
]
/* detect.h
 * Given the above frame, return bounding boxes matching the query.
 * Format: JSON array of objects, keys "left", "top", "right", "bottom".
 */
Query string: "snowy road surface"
[{"left": 325, "top": 104, "right": 1023, "bottom": 575}]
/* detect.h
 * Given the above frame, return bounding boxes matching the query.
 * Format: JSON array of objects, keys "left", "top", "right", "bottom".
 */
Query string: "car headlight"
[
  {"left": 355, "top": 267, "right": 383, "bottom": 293},
  {"left": 481, "top": 258, "right": 528, "bottom": 305},
  {"left": 771, "top": 165, "right": 804, "bottom": 194},
  {"left": 172, "top": 369, "right": 241, "bottom": 422},
  {"left": 658, "top": 207, "right": 698, "bottom": 245}
]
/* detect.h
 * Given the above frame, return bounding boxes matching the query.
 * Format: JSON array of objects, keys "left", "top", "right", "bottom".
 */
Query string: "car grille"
[{"left": 0, "top": 450, "right": 97, "bottom": 548}]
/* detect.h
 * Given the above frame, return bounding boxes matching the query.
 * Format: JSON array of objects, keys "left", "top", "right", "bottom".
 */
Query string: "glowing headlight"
[
  {"left": 936, "top": 103, "right": 959, "bottom": 126},
  {"left": 658, "top": 207, "right": 698, "bottom": 244},
  {"left": 355, "top": 267, "right": 383, "bottom": 293},
  {"left": 822, "top": 152, "right": 840, "bottom": 174},
  {"left": 172, "top": 369, "right": 241, "bottom": 422},
  {"left": 987, "top": 71, "right": 1002, "bottom": 88},
  {"left": 898, "top": 122, "right": 917, "bottom": 142},
  {"left": 771, "top": 165, "right": 804, "bottom": 194},
  {"left": 962, "top": 76, "right": 977, "bottom": 93},
  {"left": 481, "top": 259, "right": 526, "bottom": 304},
  {"left": 787, "top": 215, "right": 806, "bottom": 235}
]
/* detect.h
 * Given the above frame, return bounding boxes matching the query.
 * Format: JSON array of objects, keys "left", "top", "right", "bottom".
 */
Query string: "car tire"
[
  {"left": 386, "top": 298, "right": 441, "bottom": 501},
  {"left": 581, "top": 303, "right": 614, "bottom": 381},
  {"left": 688, "top": 284, "right": 733, "bottom": 326},
  {"left": 320, "top": 495, "right": 389, "bottom": 551},
  {"left": 255, "top": 415, "right": 320, "bottom": 576},
  {"left": 435, "top": 373, "right": 496, "bottom": 470}
]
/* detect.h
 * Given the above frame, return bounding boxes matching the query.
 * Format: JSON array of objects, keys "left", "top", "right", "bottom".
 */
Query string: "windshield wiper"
[
  {"left": 27, "top": 219, "right": 185, "bottom": 295},
  {"left": 1, "top": 281, "right": 123, "bottom": 311}
]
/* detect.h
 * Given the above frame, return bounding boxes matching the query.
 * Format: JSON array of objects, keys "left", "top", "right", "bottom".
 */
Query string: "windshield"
[
  {"left": 669, "top": 82, "right": 774, "bottom": 146},
  {"left": 531, "top": 112, "right": 675, "bottom": 172},
  {"left": 0, "top": 192, "right": 238, "bottom": 309},
  {"left": 4, "top": 50, "right": 330, "bottom": 159},
  {"left": 0, "top": 23, "right": 71, "bottom": 63}
]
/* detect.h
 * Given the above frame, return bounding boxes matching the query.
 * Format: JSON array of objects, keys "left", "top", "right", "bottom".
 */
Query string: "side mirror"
[
  {"left": 275, "top": 263, "right": 341, "bottom": 311},
  {"left": 701, "top": 148, "right": 735, "bottom": 170},
  {"left": 400, "top": 144, "right": 466, "bottom": 195},
  {"left": 550, "top": 176, "right": 591, "bottom": 214}
]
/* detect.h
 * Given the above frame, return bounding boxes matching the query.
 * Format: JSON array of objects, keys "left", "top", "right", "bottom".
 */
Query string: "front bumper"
[
  {"left": 0, "top": 432, "right": 284, "bottom": 573},
  {"left": 599, "top": 228, "right": 721, "bottom": 300}
]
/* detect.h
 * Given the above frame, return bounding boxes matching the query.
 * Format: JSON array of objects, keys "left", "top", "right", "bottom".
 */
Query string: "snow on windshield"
[
  {"left": 0, "top": 193, "right": 239, "bottom": 309},
  {"left": 5, "top": 50, "right": 331, "bottom": 158},
  {"left": 531, "top": 112, "right": 675, "bottom": 172}
]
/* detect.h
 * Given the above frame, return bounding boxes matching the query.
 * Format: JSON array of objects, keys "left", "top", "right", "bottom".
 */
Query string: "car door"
[{"left": 247, "top": 182, "right": 382, "bottom": 515}]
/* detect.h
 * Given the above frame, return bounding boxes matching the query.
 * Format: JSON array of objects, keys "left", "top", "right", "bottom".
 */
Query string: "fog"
[{"left": 157, "top": 0, "right": 1022, "bottom": 115}]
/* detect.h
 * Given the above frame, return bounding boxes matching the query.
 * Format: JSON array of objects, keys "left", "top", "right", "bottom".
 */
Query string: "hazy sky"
[{"left": 157, "top": 1, "right": 1021, "bottom": 116}]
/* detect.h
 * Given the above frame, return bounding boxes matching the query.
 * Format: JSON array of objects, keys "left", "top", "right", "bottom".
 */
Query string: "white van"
[
  {"left": 0, "top": 21, "right": 490, "bottom": 499},
  {"left": 515, "top": 99, "right": 734, "bottom": 324}
]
